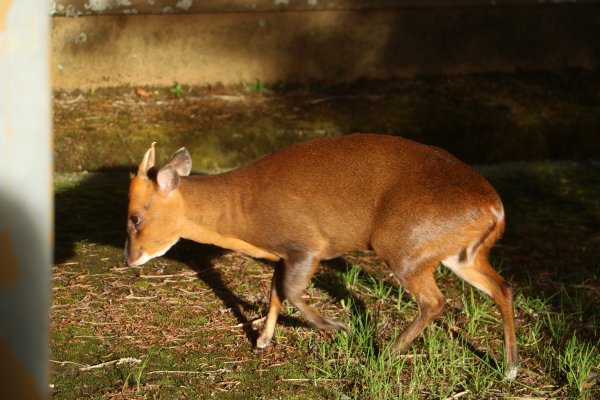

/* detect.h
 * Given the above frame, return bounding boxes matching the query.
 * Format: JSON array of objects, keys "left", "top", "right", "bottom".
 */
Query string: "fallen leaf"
[{"left": 135, "top": 87, "right": 151, "bottom": 97}]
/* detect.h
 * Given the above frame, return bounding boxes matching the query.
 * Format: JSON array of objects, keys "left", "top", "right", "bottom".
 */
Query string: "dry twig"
[
  {"left": 228, "top": 316, "right": 266, "bottom": 329},
  {"left": 79, "top": 357, "right": 142, "bottom": 371},
  {"left": 147, "top": 370, "right": 204, "bottom": 375},
  {"left": 442, "top": 390, "right": 470, "bottom": 400}
]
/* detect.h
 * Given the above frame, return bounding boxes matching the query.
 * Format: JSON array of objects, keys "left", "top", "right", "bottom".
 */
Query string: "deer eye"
[{"left": 130, "top": 215, "right": 142, "bottom": 228}]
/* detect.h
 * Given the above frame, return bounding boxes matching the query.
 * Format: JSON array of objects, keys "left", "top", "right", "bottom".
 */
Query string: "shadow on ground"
[{"left": 53, "top": 72, "right": 600, "bottom": 173}]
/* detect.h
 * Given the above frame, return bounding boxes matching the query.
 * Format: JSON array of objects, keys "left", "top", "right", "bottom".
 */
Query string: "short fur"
[{"left": 125, "top": 134, "right": 518, "bottom": 380}]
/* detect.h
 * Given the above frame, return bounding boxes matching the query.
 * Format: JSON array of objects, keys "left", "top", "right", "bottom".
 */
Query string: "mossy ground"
[
  {"left": 53, "top": 71, "right": 600, "bottom": 173},
  {"left": 51, "top": 73, "right": 599, "bottom": 398}
]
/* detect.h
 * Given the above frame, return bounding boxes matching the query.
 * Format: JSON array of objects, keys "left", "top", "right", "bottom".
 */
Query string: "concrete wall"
[
  {"left": 50, "top": 0, "right": 600, "bottom": 16},
  {"left": 51, "top": 1, "right": 600, "bottom": 89}
]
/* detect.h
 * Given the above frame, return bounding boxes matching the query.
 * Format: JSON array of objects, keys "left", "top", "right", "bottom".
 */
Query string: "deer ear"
[
  {"left": 137, "top": 142, "right": 156, "bottom": 177},
  {"left": 157, "top": 165, "right": 180, "bottom": 195},
  {"left": 167, "top": 147, "right": 192, "bottom": 176}
]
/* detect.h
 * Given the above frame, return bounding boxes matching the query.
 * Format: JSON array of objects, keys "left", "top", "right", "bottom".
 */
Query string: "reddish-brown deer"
[{"left": 125, "top": 134, "right": 518, "bottom": 380}]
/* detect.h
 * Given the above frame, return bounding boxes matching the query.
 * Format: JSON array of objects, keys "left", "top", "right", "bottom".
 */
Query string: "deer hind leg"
[
  {"left": 283, "top": 250, "right": 347, "bottom": 332},
  {"left": 443, "top": 252, "right": 518, "bottom": 380},
  {"left": 391, "top": 262, "right": 447, "bottom": 353}
]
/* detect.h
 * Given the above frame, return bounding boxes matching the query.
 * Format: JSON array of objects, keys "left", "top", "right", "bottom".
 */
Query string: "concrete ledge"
[
  {"left": 50, "top": 0, "right": 600, "bottom": 16},
  {"left": 51, "top": 4, "right": 600, "bottom": 90}
]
